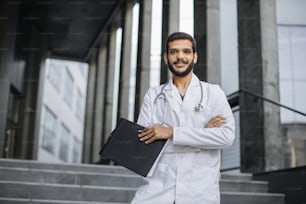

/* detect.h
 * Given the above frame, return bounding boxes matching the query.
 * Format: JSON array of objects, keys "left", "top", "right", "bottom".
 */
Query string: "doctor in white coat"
[{"left": 131, "top": 32, "right": 235, "bottom": 204}]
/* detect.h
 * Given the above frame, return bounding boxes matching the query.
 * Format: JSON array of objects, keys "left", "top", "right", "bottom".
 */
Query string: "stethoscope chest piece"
[{"left": 194, "top": 103, "right": 203, "bottom": 112}]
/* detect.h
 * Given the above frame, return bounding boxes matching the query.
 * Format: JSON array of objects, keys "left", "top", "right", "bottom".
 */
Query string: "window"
[
  {"left": 72, "top": 136, "right": 81, "bottom": 163},
  {"left": 111, "top": 27, "right": 122, "bottom": 129},
  {"left": 63, "top": 67, "right": 74, "bottom": 107},
  {"left": 180, "top": 0, "right": 194, "bottom": 35},
  {"left": 47, "top": 60, "right": 62, "bottom": 91},
  {"left": 79, "top": 63, "right": 87, "bottom": 78},
  {"left": 59, "top": 123, "right": 70, "bottom": 162},
  {"left": 150, "top": 0, "right": 162, "bottom": 87},
  {"left": 75, "top": 88, "right": 83, "bottom": 121},
  {"left": 278, "top": 25, "right": 306, "bottom": 123},
  {"left": 128, "top": 2, "right": 140, "bottom": 121},
  {"left": 41, "top": 106, "right": 57, "bottom": 154}
]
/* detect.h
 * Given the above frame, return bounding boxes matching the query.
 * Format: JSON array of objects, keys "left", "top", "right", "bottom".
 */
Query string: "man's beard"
[{"left": 167, "top": 59, "right": 194, "bottom": 77}]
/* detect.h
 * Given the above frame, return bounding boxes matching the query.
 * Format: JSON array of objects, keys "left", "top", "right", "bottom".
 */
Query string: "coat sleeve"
[
  {"left": 137, "top": 89, "right": 153, "bottom": 127},
  {"left": 172, "top": 85, "right": 235, "bottom": 149}
]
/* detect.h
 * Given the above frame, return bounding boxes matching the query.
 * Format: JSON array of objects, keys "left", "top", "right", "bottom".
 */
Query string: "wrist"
[{"left": 168, "top": 127, "right": 173, "bottom": 139}]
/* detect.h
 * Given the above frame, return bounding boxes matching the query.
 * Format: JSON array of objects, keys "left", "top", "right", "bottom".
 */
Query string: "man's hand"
[
  {"left": 205, "top": 115, "right": 226, "bottom": 128},
  {"left": 139, "top": 125, "right": 173, "bottom": 144}
]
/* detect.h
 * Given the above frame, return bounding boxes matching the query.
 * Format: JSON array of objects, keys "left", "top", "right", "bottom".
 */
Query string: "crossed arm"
[{"left": 138, "top": 115, "right": 226, "bottom": 144}]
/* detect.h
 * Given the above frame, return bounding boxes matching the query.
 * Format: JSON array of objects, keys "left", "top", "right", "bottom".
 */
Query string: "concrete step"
[
  {"left": 0, "top": 159, "right": 253, "bottom": 181},
  {"left": 220, "top": 179, "right": 268, "bottom": 193},
  {"left": 221, "top": 172, "right": 253, "bottom": 181},
  {"left": 0, "top": 159, "right": 285, "bottom": 204},
  {"left": 0, "top": 167, "right": 267, "bottom": 193},
  {"left": 0, "top": 198, "right": 128, "bottom": 204},
  {"left": 0, "top": 181, "right": 284, "bottom": 204},
  {"left": 221, "top": 192, "right": 285, "bottom": 204},
  {"left": 0, "top": 181, "right": 136, "bottom": 203},
  {"left": 0, "top": 167, "right": 145, "bottom": 188},
  {"left": 0, "top": 159, "right": 133, "bottom": 175}
]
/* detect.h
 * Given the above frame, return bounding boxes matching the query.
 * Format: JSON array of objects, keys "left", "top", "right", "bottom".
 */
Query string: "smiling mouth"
[
  {"left": 173, "top": 60, "right": 188, "bottom": 68},
  {"left": 175, "top": 64, "right": 186, "bottom": 68}
]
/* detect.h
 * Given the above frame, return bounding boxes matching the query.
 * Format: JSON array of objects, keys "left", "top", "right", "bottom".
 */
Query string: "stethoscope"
[{"left": 153, "top": 80, "right": 204, "bottom": 112}]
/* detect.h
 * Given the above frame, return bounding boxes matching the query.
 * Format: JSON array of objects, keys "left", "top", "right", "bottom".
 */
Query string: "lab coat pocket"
[
  {"left": 188, "top": 165, "right": 219, "bottom": 203},
  {"left": 143, "top": 162, "right": 168, "bottom": 194}
]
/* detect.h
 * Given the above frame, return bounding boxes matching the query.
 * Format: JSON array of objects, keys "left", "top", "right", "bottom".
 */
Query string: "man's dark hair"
[{"left": 165, "top": 32, "right": 197, "bottom": 53}]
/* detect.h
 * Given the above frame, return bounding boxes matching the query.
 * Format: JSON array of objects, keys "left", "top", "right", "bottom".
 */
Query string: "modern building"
[
  {"left": 1, "top": 0, "right": 306, "bottom": 202},
  {"left": 220, "top": 0, "right": 306, "bottom": 172},
  {"left": 0, "top": 0, "right": 305, "bottom": 177},
  {"left": 37, "top": 59, "right": 88, "bottom": 163}
]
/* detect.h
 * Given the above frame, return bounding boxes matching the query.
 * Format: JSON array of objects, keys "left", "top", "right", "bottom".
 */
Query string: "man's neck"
[{"left": 172, "top": 73, "right": 192, "bottom": 95}]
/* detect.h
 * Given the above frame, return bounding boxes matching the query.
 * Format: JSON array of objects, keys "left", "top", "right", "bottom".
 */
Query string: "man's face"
[{"left": 164, "top": 39, "right": 198, "bottom": 77}]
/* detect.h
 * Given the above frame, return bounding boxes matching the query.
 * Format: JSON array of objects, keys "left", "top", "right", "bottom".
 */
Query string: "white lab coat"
[{"left": 131, "top": 74, "right": 235, "bottom": 204}]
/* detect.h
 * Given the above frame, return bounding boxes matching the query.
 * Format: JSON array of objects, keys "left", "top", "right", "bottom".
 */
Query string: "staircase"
[{"left": 0, "top": 159, "right": 285, "bottom": 204}]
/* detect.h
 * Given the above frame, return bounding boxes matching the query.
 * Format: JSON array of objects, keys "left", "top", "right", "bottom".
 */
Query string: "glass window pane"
[
  {"left": 41, "top": 107, "right": 57, "bottom": 154},
  {"left": 180, "top": 0, "right": 194, "bottom": 35},
  {"left": 75, "top": 89, "right": 83, "bottom": 121},
  {"left": 47, "top": 60, "right": 62, "bottom": 91},
  {"left": 278, "top": 25, "right": 306, "bottom": 123},
  {"left": 64, "top": 67, "right": 74, "bottom": 107},
  {"left": 150, "top": 0, "right": 162, "bottom": 87},
  {"left": 128, "top": 3, "right": 140, "bottom": 121},
  {"left": 59, "top": 124, "right": 70, "bottom": 162}
]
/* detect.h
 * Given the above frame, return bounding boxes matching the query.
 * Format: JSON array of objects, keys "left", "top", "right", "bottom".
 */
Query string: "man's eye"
[
  {"left": 169, "top": 50, "right": 177, "bottom": 55},
  {"left": 183, "top": 49, "right": 192, "bottom": 54}
]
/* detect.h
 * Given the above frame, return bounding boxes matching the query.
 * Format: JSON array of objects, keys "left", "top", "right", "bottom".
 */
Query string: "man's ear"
[
  {"left": 193, "top": 52, "right": 198, "bottom": 64},
  {"left": 163, "top": 52, "right": 168, "bottom": 64}
]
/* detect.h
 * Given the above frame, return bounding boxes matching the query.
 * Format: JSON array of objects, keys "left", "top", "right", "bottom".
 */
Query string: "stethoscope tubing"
[{"left": 153, "top": 80, "right": 204, "bottom": 112}]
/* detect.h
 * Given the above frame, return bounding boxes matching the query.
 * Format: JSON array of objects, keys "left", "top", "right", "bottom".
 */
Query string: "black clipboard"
[{"left": 99, "top": 118, "right": 167, "bottom": 177}]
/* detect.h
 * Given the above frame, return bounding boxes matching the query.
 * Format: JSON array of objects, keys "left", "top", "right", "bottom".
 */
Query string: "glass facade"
[
  {"left": 38, "top": 58, "right": 88, "bottom": 163},
  {"left": 128, "top": 3, "right": 140, "bottom": 121},
  {"left": 41, "top": 106, "right": 57, "bottom": 154},
  {"left": 64, "top": 67, "right": 74, "bottom": 107},
  {"left": 59, "top": 123, "right": 70, "bottom": 162},
  {"left": 75, "top": 88, "right": 83, "bottom": 121},
  {"left": 278, "top": 25, "right": 306, "bottom": 123},
  {"left": 72, "top": 136, "right": 81, "bottom": 163},
  {"left": 278, "top": 25, "right": 306, "bottom": 168},
  {"left": 47, "top": 60, "right": 62, "bottom": 91}
]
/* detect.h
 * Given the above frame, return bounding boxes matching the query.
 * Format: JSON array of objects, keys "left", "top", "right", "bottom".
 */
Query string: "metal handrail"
[{"left": 227, "top": 88, "right": 306, "bottom": 117}]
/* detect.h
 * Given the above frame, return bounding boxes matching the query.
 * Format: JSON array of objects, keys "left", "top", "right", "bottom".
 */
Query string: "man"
[{"left": 131, "top": 32, "right": 235, "bottom": 204}]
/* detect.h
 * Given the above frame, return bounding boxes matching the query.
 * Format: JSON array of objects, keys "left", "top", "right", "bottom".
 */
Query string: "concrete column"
[
  {"left": 160, "top": 0, "right": 170, "bottom": 84},
  {"left": 91, "top": 46, "right": 107, "bottom": 162},
  {"left": 19, "top": 23, "right": 48, "bottom": 160},
  {"left": 119, "top": 1, "right": 134, "bottom": 120},
  {"left": 169, "top": 0, "right": 180, "bottom": 33},
  {"left": 194, "top": 0, "right": 221, "bottom": 83},
  {"left": 31, "top": 45, "right": 47, "bottom": 160},
  {"left": 0, "top": 1, "right": 47, "bottom": 159},
  {"left": 238, "top": 0, "right": 282, "bottom": 172},
  {"left": 260, "top": 0, "right": 283, "bottom": 171},
  {"left": 193, "top": 0, "right": 207, "bottom": 81},
  {"left": 160, "top": 0, "right": 181, "bottom": 84},
  {"left": 0, "top": 0, "right": 19, "bottom": 157},
  {"left": 82, "top": 58, "right": 97, "bottom": 163},
  {"left": 134, "top": 0, "right": 153, "bottom": 119},
  {"left": 104, "top": 28, "right": 118, "bottom": 141},
  {"left": 206, "top": 0, "right": 221, "bottom": 84}
]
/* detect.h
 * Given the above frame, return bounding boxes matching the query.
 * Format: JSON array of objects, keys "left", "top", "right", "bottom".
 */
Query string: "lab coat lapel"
[
  {"left": 164, "top": 79, "right": 182, "bottom": 107},
  {"left": 164, "top": 74, "right": 201, "bottom": 111},
  {"left": 183, "top": 74, "right": 201, "bottom": 111}
]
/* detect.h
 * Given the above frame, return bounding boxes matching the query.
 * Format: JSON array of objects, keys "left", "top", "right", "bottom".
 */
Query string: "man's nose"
[{"left": 176, "top": 51, "right": 184, "bottom": 59}]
